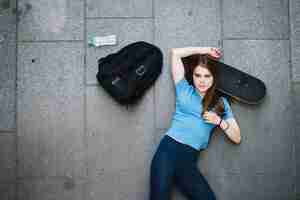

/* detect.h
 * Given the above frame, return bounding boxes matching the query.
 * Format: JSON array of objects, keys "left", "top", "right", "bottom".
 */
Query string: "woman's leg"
[
  {"left": 149, "top": 136, "right": 177, "bottom": 200},
  {"left": 174, "top": 165, "right": 216, "bottom": 200}
]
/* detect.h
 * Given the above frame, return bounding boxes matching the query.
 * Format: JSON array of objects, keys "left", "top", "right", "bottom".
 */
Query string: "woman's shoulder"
[
  {"left": 220, "top": 96, "right": 231, "bottom": 104},
  {"left": 175, "top": 77, "right": 194, "bottom": 92},
  {"left": 220, "top": 95, "right": 235, "bottom": 119},
  {"left": 174, "top": 78, "right": 196, "bottom": 102},
  {"left": 219, "top": 96, "right": 233, "bottom": 110}
]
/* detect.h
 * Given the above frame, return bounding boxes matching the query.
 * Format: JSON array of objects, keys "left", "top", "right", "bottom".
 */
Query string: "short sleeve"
[
  {"left": 222, "top": 97, "right": 234, "bottom": 120},
  {"left": 175, "top": 78, "right": 193, "bottom": 99}
]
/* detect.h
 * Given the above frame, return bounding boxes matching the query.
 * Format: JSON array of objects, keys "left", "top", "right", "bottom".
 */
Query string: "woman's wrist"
[
  {"left": 219, "top": 119, "right": 229, "bottom": 131},
  {"left": 197, "top": 47, "right": 211, "bottom": 55},
  {"left": 217, "top": 117, "right": 222, "bottom": 126}
]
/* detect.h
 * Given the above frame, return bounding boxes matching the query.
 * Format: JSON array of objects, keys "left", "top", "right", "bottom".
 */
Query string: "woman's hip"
[{"left": 154, "top": 135, "right": 199, "bottom": 164}]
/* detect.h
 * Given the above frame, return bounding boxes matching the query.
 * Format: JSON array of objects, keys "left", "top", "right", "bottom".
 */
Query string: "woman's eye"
[{"left": 194, "top": 74, "right": 211, "bottom": 78}]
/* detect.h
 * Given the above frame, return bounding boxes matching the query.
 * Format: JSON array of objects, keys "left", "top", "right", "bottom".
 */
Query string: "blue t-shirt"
[{"left": 165, "top": 78, "right": 234, "bottom": 150}]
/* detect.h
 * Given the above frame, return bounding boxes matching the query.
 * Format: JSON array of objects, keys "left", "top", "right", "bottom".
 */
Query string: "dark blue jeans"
[{"left": 150, "top": 135, "right": 216, "bottom": 200}]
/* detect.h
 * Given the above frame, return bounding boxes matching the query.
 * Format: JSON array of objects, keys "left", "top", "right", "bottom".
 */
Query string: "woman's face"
[{"left": 192, "top": 65, "right": 214, "bottom": 95}]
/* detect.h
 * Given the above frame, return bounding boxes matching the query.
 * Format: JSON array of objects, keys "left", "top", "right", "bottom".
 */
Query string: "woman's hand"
[
  {"left": 203, "top": 111, "right": 222, "bottom": 125},
  {"left": 207, "top": 47, "right": 222, "bottom": 60}
]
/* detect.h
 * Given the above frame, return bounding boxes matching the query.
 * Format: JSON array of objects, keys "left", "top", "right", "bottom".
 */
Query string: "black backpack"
[{"left": 96, "top": 41, "right": 163, "bottom": 105}]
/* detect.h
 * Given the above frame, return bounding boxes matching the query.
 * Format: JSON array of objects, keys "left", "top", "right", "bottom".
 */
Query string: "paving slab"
[
  {"left": 223, "top": 0, "right": 289, "bottom": 39},
  {"left": 290, "top": 0, "right": 300, "bottom": 82},
  {"left": 115, "top": 168, "right": 150, "bottom": 200},
  {"left": 85, "top": 173, "right": 118, "bottom": 200},
  {"left": 0, "top": 133, "right": 16, "bottom": 182},
  {"left": 86, "top": 18, "right": 153, "bottom": 85},
  {"left": 17, "top": 178, "right": 85, "bottom": 200},
  {"left": 0, "top": 40, "right": 15, "bottom": 131},
  {"left": 0, "top": 183, "right": 15, "bottom": 200},
  {"left": 86, "top": 86, "right": 155, "bottom": 181},
  {"left": 0, "top": 0, "right": 16, "bottom": 35},
  {"left": 86, "top": 170, "right": 150, "bottom": 200},
  {"left": 220, "top": 40, "right": 292, "bottom": 174},
  {"left": 154, "top": 0, "right": 221, "bottom": 129},
  {"left": 17, "top": 42, "right": 85, "bottom": 178},
  {"left": 294, "top": 83, "right": 300, "bottom": 196},
  {"left": 291, "top": 41, "right": 300, "bottom": 82},
  {"left": 0, "top": 0, "right": 16, "bottom": 131},
  {"left": 18, "top": 0, "right": 84, "bottom": 41},
  {"left": 86, "top": 0, "right": 152, "bottom": 18},
  {"left": 213, "top": 172, "right": 294, "bottom": 200}
]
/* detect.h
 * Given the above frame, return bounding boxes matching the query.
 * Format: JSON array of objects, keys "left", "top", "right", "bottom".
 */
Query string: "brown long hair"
[{"left": 181, "top": 54, "right": 225, "bottom": 117}]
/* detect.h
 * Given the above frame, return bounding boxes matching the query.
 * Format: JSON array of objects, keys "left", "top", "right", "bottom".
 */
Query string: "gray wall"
[{"left": 0, "top": 0, "right": 299, "bottom": 199}]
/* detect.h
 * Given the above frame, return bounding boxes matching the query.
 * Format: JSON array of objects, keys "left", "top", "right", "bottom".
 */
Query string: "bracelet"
[
  {"left": 217, "top": 118, "right": 223, "bottom": 127},
  {"left": 223, "top": 121, "right": 230, "bottom": 131}
]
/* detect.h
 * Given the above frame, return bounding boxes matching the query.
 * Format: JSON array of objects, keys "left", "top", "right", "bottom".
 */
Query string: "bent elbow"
[
  {"left": 235, "top": 136, "right": 241, "bottom": 144},
  {"left": 234, "top": 131, "right": 241, "bottom": 144},
  {"left": 170, "top": 48, "right": 176, "bottom": 56}
]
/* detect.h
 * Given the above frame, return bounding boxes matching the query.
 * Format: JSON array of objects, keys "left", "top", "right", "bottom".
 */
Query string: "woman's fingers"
[
  {"left": 209, "top": 47, "right": 222, "bottom": 59},
  {"left": 213, "top": 48, "right": 221, "bottom": 57},
  {"left": 203, "top": 114, "right": 212, "bottom": 122},
  {"left": 203, "top": 111, "right": 220, "bottom": 125}
]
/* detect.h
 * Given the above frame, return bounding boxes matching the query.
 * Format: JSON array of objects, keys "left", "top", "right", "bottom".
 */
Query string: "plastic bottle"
[{"left": 88, "top": 35, "right": 117, "bottom": 47}]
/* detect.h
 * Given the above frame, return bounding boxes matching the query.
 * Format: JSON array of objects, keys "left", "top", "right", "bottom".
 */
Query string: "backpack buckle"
[
  {"left": 112, "top": 76, "right": 121, "bottom": 85},
  {"left": 136, "top": 65, "right": 146, "bottom": 76}
]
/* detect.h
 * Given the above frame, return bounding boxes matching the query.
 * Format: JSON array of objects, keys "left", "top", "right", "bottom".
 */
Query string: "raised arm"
[{"left": 170, "top": 47, "right": 221, "bottom": 84}]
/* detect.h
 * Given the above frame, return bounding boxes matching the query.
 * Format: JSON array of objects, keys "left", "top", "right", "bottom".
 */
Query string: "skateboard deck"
[{"left": 209, "top": 58, "right": 266, "bottom": 104}]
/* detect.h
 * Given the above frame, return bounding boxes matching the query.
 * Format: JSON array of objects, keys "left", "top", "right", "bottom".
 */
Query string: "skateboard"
[{"left": 209, "top": 58, "right": 266, "bottom": 105}]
